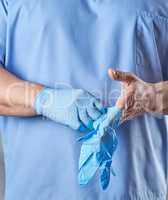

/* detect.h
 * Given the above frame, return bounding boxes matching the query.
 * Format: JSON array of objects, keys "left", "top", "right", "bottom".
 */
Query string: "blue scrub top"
[{"left": 0, "top": 0, "right": 168, "bottom": 199}]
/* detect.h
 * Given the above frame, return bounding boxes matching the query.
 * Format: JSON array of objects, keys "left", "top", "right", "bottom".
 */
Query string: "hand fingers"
[
  {"left": 121, "top": 112, "right": 143, "bottom": 123},
  {"left": 115, "top": 96, "right": 125, "bottom": 109},
  {"left": 124, "top": 95, "right": 135, "bottom": 110},
  {"left": 108, "top": 68, "right": 137, "bottom": 83}
]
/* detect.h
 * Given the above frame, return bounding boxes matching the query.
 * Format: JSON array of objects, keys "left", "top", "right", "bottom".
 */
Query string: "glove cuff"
[{"left": 33, "top": 87, "right": 52, "bottom": 115}]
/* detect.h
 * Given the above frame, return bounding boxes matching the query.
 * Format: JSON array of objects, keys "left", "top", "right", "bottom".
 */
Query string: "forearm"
[
  {"left": 144, "top": 81, "right": 168, "bottom": 115},
  {"left": 0, "top": 67, "right": 43, "bottom": 116}
]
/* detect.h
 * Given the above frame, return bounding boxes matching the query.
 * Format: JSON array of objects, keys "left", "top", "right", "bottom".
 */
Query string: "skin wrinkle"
[
  {"left": 108, "top": 68, "right": 168, "bottom": 123},
  {"left": 154, "top": 82, "right": 168, "bottom": 114}
]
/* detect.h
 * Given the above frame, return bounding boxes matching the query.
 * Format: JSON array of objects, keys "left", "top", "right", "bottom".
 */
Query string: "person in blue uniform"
[{"left": 0, "top": 0, "right": 167, "bottom": 199}]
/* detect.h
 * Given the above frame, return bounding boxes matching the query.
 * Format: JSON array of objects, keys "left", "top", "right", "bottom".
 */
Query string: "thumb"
[{"left": 108, "top": 68, "right": 137, "bottom": 83}]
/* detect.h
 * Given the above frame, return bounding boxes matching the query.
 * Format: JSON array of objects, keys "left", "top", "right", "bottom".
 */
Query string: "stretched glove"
[
  {"left": 33, "top": 88, "right": 104, "bottom": 130},
  {"left": 78, "top": 106, "right": 122, "bottom": 190}
]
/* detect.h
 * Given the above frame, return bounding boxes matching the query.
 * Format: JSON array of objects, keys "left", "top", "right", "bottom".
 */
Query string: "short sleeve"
[{"left": 0, "top": 0, "right": 7, "bottom": 65}]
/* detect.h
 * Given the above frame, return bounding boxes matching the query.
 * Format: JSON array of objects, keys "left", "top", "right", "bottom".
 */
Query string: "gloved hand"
[
  {"left": 33, "top": 87, "right": 104, "bottom": 130},
  {"left": 78, "top": 106, "right": 122, "bottom": 190}
]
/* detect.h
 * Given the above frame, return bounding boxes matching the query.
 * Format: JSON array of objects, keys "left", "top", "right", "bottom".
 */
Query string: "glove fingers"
[
  {"left": 78, "top": 153, "right": 99, "bottom": 185},
  {"left": 87, "top": 103, "right": 102, "bottom": 120},
  {"left": 79, "top": 136, "right": 100, "bottom": 169},
  {"left": 93, "top": 100, "right": 106, "bottom": 113},
  {"left": 100, "top": 162, "right": 111, "bottom": 190},
  {"left": 60, "top": 108, "right": 82, "bottom": 130},
  {"left": 78, "top": 108, "right": 93, "bottom": 129}
]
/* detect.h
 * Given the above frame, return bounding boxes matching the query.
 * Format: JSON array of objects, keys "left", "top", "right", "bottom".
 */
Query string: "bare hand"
[{"left": 108, "top": 68, "right": 157, "bottom": 123}]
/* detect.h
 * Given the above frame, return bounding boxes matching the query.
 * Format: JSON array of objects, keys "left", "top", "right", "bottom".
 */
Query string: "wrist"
[
  {"left": 8, "top": 81, "right": 44, "bottom": 110},
  {"left": 28, "top": 83, "right": 44, "bottom": 110},
  {"left": 143, "top": 83, "right": 157, "bottom": 113},
  {"left": 143, "top": 82, "right": 167, "bottom": 114},
  {"left": 152, "top": 82, "right": 168, "bottom": 114}
]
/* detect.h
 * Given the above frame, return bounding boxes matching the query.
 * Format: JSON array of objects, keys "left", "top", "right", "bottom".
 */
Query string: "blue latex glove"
[
  {"left": 78, "top": 106, "right": 122, "bottom": 190},
  {"left": 33, "top": 88, "right": 104, "bottom": 130}
]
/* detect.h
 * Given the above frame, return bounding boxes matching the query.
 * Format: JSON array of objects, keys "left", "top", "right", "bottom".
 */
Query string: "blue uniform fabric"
[{"left": 0, "top": 0, "right": 168, "bottom": 199}]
